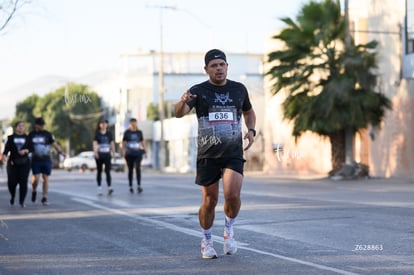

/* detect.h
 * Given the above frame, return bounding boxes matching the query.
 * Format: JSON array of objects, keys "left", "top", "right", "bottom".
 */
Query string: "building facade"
[
  {"left": 263, "top": 0, "right": 414, "bottom": 180},
  {"left": 353, "top": 0, "right": 414, "bottom": 178}
]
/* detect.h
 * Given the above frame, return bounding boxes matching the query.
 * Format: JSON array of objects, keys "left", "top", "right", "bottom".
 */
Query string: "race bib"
[
  {"left": 128, "top": 142, "right": 140, "bottom": 149},
  {"left": 99, "top": 144, "right": 110, "bottom": 153},
  {"left": 208, "top": 108, "right": 236, "bottom": 124}
]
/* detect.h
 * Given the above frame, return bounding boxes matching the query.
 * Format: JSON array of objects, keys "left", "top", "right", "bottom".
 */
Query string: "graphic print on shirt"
[
  {"left": 32, "top": 136, "right": 51, "bottom": 158},
  {"left": 13, "top": 137, "right": 26, "bottom": 151},
  {"left": 214, "top": 92, "right": 233, "bottom": 105}
]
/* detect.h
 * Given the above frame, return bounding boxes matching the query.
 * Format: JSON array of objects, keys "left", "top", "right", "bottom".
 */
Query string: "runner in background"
[
  {"left": 122, "top": 118, "right": 146, "bottom": 194},
  {"left": 93, "top": 118, "right": 115, "bottom": 196},
  {"left": 28, "top": 117, "right": 65, "bottom": 206},
  {"left": 2, "top": 121, "right": 31, "bottom": 207}
]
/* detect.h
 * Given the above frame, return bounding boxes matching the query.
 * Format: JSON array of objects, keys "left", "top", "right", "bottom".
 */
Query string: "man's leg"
[
  {"left": 41, "top": 174, "right": 49, "bottom": 204},
  {"left": 222, "top": 169, "right": 243, "bottom": 218},
  {"left": 222, "top": 168, "right": 243, "bottom": 255},
  {"left": 199, "top": 182, "right": 219, "bottom": 259},
  {"left": 40, "top": 161, "right": 53, "bottom": 205},
  {"left": 199, "top": 182, "right": 219, "bottom": 229},
  {"left": 31, "top": 174, "right": 40, "bottom": 202}
]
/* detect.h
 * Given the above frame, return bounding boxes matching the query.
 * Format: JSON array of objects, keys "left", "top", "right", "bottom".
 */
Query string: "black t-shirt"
[
  {"left": 123, "top": 129, "right": 144, "bottom": 157},
  {"left": 3, "top": 134, "right": 30, "bottom": 163},
  {"left": 28, "top": 130, "right": 55, "bottom": 161},
  {"left": 187, "top": 79, "right": 252, "bottom": 159},
  {"left": 94, "top": 131, "right": 113, "bottom": 158}
]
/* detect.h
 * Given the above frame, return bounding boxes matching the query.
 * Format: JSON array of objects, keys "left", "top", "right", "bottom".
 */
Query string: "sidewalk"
[
  {"left": 245, "top": 168, "right": 413, "bottom": 182},
  {"left": 142, "top": 167, "right": 414, "bottom": 185}
]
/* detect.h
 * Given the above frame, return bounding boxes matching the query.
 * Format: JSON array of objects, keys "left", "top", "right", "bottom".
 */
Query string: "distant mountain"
[{"left": 0, "top": 70, "right": 119, "bottom": 120}]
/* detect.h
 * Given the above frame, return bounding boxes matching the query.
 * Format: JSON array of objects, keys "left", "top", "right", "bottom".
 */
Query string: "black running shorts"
[{"left": 195, "top": 158, "right": 245, "bottom": 186}]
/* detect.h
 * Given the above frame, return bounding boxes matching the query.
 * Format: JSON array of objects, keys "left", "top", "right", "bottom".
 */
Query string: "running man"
[
  {"left": 174, "top": 49, "right": 256, "bottom": 259},
  {"left": 28, "top": 117, "right": 65, "bottom": 205}
]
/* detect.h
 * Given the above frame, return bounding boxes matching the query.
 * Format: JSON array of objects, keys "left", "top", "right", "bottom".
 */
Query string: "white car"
[
  {"left": 63, "top": 151, "right": 126, "bottom": 172},
  {"left": 63, "top": 151, "right": 96, "bottom": 171},
  {"left": 111, "top": 153, "right": 126, "bottom": 172}
]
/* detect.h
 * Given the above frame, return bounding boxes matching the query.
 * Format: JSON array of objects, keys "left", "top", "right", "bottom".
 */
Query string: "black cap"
[
  {"left": 34, "top": 117, "right": 45, "bottom": 125},
  {"left": 204, "top": 49, "right": 226, "bottom": 66}
]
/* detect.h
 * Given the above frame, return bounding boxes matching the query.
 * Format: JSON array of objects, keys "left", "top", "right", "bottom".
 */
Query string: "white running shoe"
[
  {"left": 223, "top": 231, "right": 237, "bottom": 255},
  {"left": 97, "top": 187, "right": 103, "bottom": 196},
  {"left": 201, "top": 239, "right": 217, "bottom": 259}
]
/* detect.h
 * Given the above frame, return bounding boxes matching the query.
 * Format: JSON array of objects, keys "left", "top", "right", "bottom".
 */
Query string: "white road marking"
[{"left": 71, "top": 196, "right": 360, "bottom": 275}]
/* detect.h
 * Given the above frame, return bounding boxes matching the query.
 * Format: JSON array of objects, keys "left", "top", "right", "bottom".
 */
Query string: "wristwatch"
[{"left": 248, "top": 128, "right": 256, "bottom": 137}]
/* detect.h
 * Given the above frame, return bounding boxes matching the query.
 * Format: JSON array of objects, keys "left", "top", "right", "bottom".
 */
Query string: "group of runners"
[
  {"left": 2, "top": 116, "right": 146, "bottom": 207},
  {"left": 2, "top": 49, "right": 256, "bottom": 259}
]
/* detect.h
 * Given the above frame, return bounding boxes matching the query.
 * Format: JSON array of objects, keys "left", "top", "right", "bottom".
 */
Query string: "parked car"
[
  {"left": 63, "top": 151, "right": 96, "bottom": 172},
  {"left": 63, "top": 151, "right": 125, "bottom": 172},
  {"left": 111, "top": 153, "right": 126, "bottom": 172}
]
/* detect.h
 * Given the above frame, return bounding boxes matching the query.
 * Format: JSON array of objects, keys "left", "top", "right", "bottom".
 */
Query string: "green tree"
[
  {"left": 146, "top": 101, "right": 176, "bottom": 121},
  {"left": 266, "top": 0, "right": 392, "bottom": 171},
  {"left": 146, "top": 103, "right": 159, "bottom": 121},
  {"left": 13, "top": 94, "right": 40, "bottom": 131},
  {"left": 15, "top": 83, "right": 103, "bottom": 154}
]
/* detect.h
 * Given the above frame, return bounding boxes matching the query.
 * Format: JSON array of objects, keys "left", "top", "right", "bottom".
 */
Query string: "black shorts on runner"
[{"left": 195, "top": 158, "right": 245, "bottom": 186}]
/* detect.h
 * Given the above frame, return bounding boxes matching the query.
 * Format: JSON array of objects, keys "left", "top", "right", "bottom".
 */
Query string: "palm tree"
[{"left": 266, "top": 0, "right": 392, "bottom": 171}]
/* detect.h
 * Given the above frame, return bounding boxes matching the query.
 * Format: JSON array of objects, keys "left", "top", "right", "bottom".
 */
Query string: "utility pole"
[
  {"left": 147, "top": 4, "right": 176, "bottom": 170},
  {"left": 344, "top": 0, "right": 354, "bottom": 165}
]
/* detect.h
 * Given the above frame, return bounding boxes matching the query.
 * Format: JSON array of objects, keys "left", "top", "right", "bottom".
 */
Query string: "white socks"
[
  {"left": 224, "top": 216, "right": 236, "bottom": 235},
  {"left": 201, "top": 216, "right": 236, "bottom": 240},
  {"left": 201, "top": 227, "right": 212, "bottom": 241}
]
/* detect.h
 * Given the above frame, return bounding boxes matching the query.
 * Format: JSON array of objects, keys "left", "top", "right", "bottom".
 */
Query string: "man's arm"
[
  {"left": 52, "top": 142, "right": 65, "bottom": 156},
  {"left": 174, "top": 90, "right": 196, "bottom": 118},
  {"left": 242, "top": 108, "right": 256, "bottom": 151}
]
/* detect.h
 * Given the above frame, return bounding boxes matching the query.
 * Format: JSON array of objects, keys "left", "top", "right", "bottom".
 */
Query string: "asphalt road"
[{"left": 0, "top": 169, "right": 413, "bottom": 275}]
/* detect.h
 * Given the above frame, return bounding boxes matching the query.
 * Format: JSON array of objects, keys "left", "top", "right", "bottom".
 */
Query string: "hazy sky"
[{"left": 0, "top": 0, "right": 319, "bottom": 91}]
